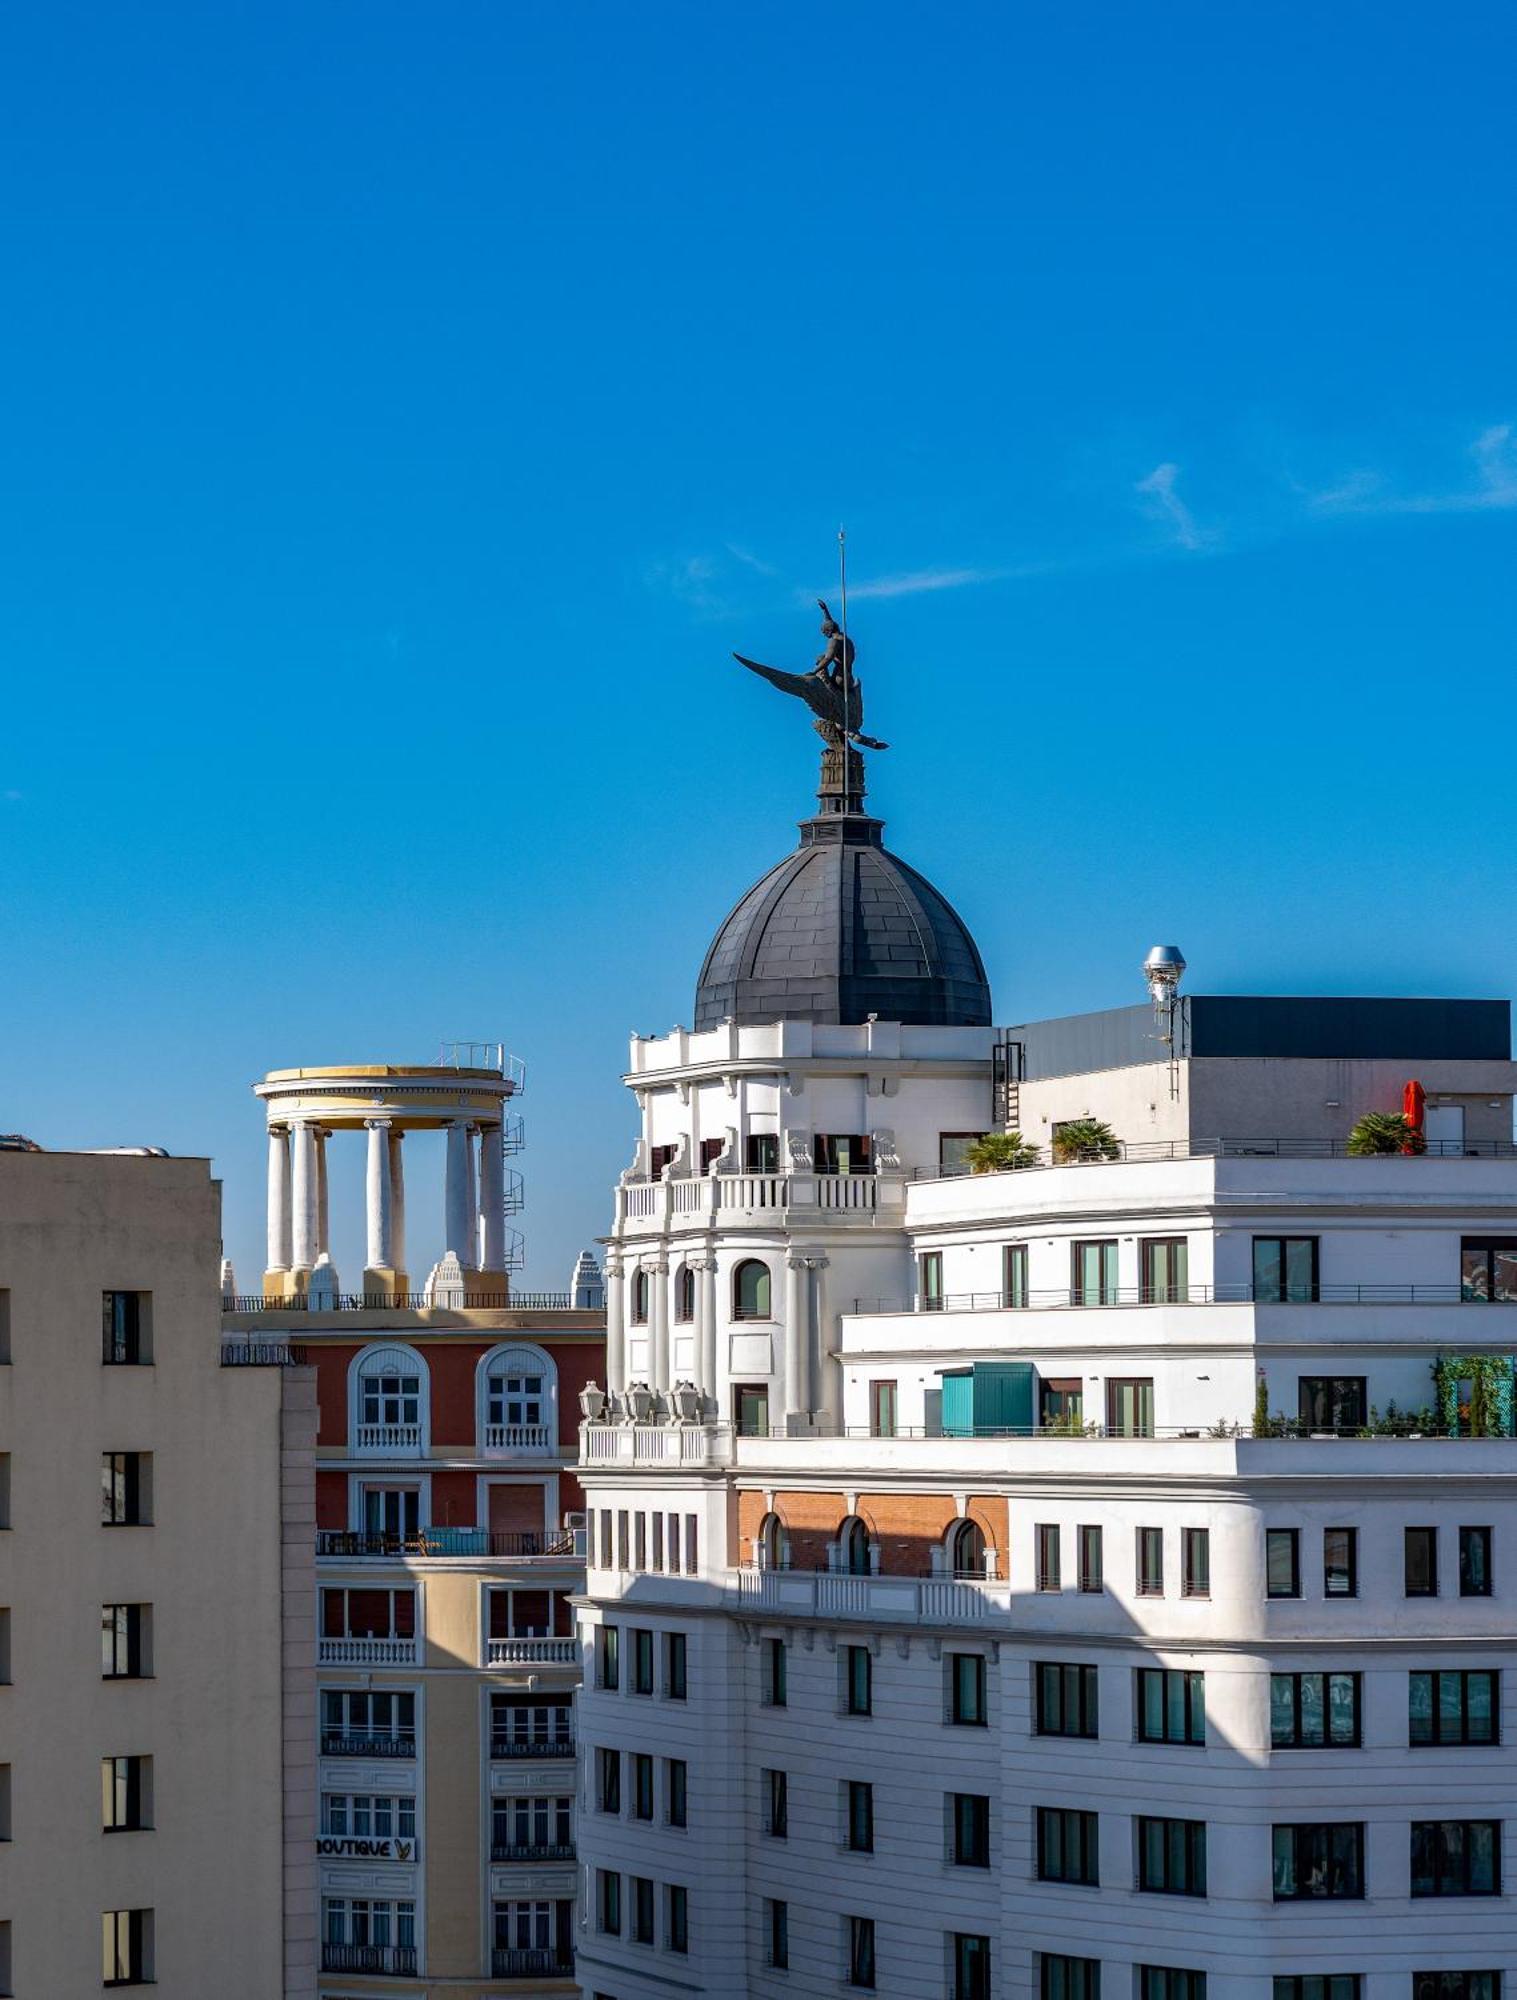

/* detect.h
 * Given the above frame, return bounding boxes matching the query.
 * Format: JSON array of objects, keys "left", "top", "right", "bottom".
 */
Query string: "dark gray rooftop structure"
[
  {"left": 694, "top": 812, "right": 992, "bottom": 1031},
  {"left": 1005, "top": 995, "right": 1512, "bottom": 1080}
]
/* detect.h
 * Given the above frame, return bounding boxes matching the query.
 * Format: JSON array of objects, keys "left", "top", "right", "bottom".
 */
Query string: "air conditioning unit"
[{"left": 564, "top": 1510, "right": 587, "bottom": 1530}]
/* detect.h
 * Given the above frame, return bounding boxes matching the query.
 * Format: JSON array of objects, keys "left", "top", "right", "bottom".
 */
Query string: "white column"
[
  {"left": 291, "top": 1121, "right": 317, "bottom": 1273},
  {"left": 700, "top": 1256, "right": 719, "bottom": 1412},
  {"left": 365, "top": 1119, "right": 394, "bottom": 1273},
  {"left": 462, "top": 1123, "right": 479, "bottom": 1271},
  {"left": 315, "top": 1130, "right": 331, "bottom": 1258},
  {"left": 649, "top": 1259, "right": 670, "bottom": 1398},
  {"left": 605, "top": 1255, "right": 626, "bottom": 1396},
  {"left": 444, "top": 1120, "right": 471, "bottom": 1261},
  {"left": 265, "top": 1125, "right": 291, "bottom": 1272},
  {"left": 784, "top": 1252, "right": 808, "bottom": 1423},
  {"left": 479, "top": 1122, "right": 504, "bottom": 1273},
  {"left": 811, "top": 1255, "right": 839, "bottom": 1432},
  {"left": 388, "top": 1128, "right": 406, "bottom": 1280}
]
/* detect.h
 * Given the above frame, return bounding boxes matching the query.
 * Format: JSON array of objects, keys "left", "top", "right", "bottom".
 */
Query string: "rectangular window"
[
  {"left": 1038, "top": 1805, "right": 1099, "bottom": 1885},
  {"left": 1142, "top": 1974, "right": 1206, "bottom": 2000},
  {"left": 847, "top": 1915, "right": 876, "bottom": 1988},
  {"left": 598, "top": 1624, "right": 619, "bottom": 1691},
  {"left": 1137, "top": 1526, "right": 1164, "bottom": 1596},
  {"left": 103, "top": 1909, "right": 151, "bottom": 1987},
  {"left": 666, "top": 1883, "right": 688, "bottom": 1954},
  {"left": 322, "top": 1687, "right": 417, "bottom": 1756},
  {"left": 1137, "top": 1668, "right": 1205, "bottom": 1745},
  {"left": 631, "top": 1752, "right": 654, "bottom": 1822},
  {"left": 1043, "top": 1956, "right": 1101, "bottom": 2000},
  {"left": 1182, "top": 1528, "right": 1210, "bottom": 1598},
  {"left": 1299, "top": 1377, "right": 1367, "bottom": 1431},
  {"left": 1406, "top": 1526, "right": 1438, "bottom": 1596},
  {"left": 101, "top": 1453, "right": 150, "bottom": 1527},
  {"left": 1324, "top": 1527, "right": 1358, "bottom": 1597},
  {"left": 1078, "top": 1525, "right": 1103, "bottom": 1591},
  {"left": 1272, "top": 1822, "right": 1365, "bottom": 1899},
  {"left": 1036, "top": 1662, "right": 1098, "bottom": 1738},
  {"left": 1041, "top": 1377, "right": 1084, "bottom": 1428},
  {"left": 1004, "top": 1242, "right": 1029, "bottom": 1307},
  {"left": 102, "top": 1604, "right": 148, "bottom": 1680},
  {"left": 685, "top": 1512, "right": 698, "bottom": 1572},
  {"left": 1460, "top": 1237, "right": 1517, "bottom": 1302},
  {"left": 844, "top": 1644, "right": 872, "bottom": 1716},
  {"left": 766, "top": 1898, "right": 789, "bottom": 1970},
  {"left": 596, "top": 1869, "right": 620, "bottom": 1936},
  {"left": 666, "top": 1757, "right": 687, "bottom": 1828},
  {"left": 631, "top": 1628, "right": 653, "bottom": 1695},
  {"left": 846, "top": 1780, "right": 874, "bottom": 1853},
  {"left": 1072, "top": 1239, "right": 1118, "bottom": 1306},
  {"left": 1137, "top": 1816, "right": 1207, "bottom": 1895},
  {"left": 1414, "top": 1978, "right": 1500, "bottom": 2000},
  {"left": 953, "top": 1933, "right": 992, "bottom": 2000},
  {"left": 1036, "top": 1523, "right": 1062, "bottom": 1591},
  {"left": 1266, "top": 1528, "right": 1300, "bottom": 1598},
  {"left": 1460, "top": 1526, "right": 1493, "bottom": 1596},
  {"left": 102, "top": 1756, "right": 150, "bottom": 1832},
  {"left": 764, "top": 1768, "right": 788, "bottom": 1839},
  {"left": 664, "top": 1630, "right": 687, "bottom": 1699},
  {"left": 765, "top": 1637, "right": 786, "bottom": 1707},
  {"left": 736, "top": 1385, "right": 769, "bottom": 1437},
  {"left": 1411, "top": 1821, "right": 1501, "bottom": 1897},
  {"left": 630, "top": 1875, "right": 654, "bottom": 1945},
  {"left": 949, "top": 1652, "right": 987, "bottom": 1725},
  {"left": 666, "top": 1510, "right": 681, "bottom": 1572},
  {"left": 616, "top": 1510, "right": 629, "bottom": 1567},
  {"left": 951, "top": 1793, "right": 990, "bottom": 1867},
  {"left": 1108, "top": 1378, "right": 1155, "bottom": 1438},
  {"left": 919, "top": 1252, "right": 944, "bottom": 1311},
  {"left": 597, "top": 1748, "right": 621, "bottom": 1815},
  {"left": 869, "top": 1380, "right": 898, "bottom": 1437},
  {"left": 939, "top": 1133, "right": 980, "bottom": 1175},
  {"left": 746, "top": 1132, "right": 779, "bottom": 1173},
  {"left": 1410, "top": 1669, "right": 1498, "bottom": 1746},
  {"left": 633, "top": 1513, "right": 646, "bottom": 1569},
  {"left": 597, "top": 1509, "right": 611, "bottom": 1569},
  {"left": 651, "top": 1513, "right": 663, "bottom": 1570},
  {"left": 1271, "top": 1671, "right": 1361, "bottom": 1747},
  {"left": 648, "top": 1144, "right": 677, "bottom": 1181},
  {"left": 1273, "top": 1982, "right": 1361, "bottom": 2000},
  {"left": 815, "top": 1133, "right": 872, "bottom": 1176},
  {"left": 1252, "top": 1237, "right": 1319, "bottom": 1303},
  {"left": 1141, "top": 1236, "right": 1189, "bottom": 1303},
  {"left": 101, "top": 1292, "right": 149, "bottom": 1366}
]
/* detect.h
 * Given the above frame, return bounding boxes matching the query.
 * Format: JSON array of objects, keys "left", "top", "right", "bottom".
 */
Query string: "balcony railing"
[
  {"left": 487, "top": 1636, "right": 578, "bottom": 1667},
  {"left": 321, "top": 1943, "right": 418, "bottom": 1975},
  {"left": 222, "top": 1290, "right": 577, "bottom": 1313},
  {"left": 320, "top": 1732, "right": 416, "bottom": 1758},
  {"left": 318, "top": 1529, "right": 575, "bottom": 1560},
  {"left": 491, "top": 1948, "right": 575, "bottom": 1979},
  {"left": 354, "top": 1422, "right": 424, "bottom": 1453},
  {"left": 490, "top": 1840, "right": 576, "bottom": 1863},
  {"left": 619, "top": 1170, "right": 883, "bottom": 1224},
  {"left": 857, "top": 1282, "right": 1516, "bottom": 1315},
  {"left": 219, "top": 1339, "right": 307, "bottom": 1365},
  {"left": 484, "top": 1421, "right": 554, "bottom": 1452},
  {"left": 912, "top": 1135, "right": 1517, "bottom": 1172},
  {"left": 490, "top": 1735, "right": 575, "bottom": 1760},
  {"left": 318, "top": 1635, "right": 418, "bottom": 1666}
]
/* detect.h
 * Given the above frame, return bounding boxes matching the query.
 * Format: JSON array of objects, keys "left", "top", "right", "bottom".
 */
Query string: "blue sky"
[{"left": 1, "top": 2, "right": 1514, "bottom": 1289}]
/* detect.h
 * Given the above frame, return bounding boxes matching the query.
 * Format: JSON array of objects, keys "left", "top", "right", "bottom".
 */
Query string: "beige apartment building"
[{"left": 0, "top": 1142, "right": 314, "bottom": 1997}]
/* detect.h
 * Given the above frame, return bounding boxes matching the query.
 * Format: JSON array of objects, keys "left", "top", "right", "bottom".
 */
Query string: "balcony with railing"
[
  {"left": 486, "top": 1635, "right": 578, "bottom": 1667},
  {"left": 317, "top": 1528, "right": 577, "bottom": 1561},
  {"left": 318, "top": 1634, "right": 419, "bottom": 1666},
  {"left": 490, "top": 1840, "right": 576, "bottom": 1863},
  {"left": 483, "top": 1421, "right": 554, "bottom": 1454},
  {"left": 489, "top": 1734, "right": 575, "bottom": 1761},
  {"left": 320, "top": 1731, "right": 416, "bottom": 1759},
  {"left": 617, "top": 1169, "right": 889, "bottom": 1229},
  {"left": 321, "top": 1943, "right": 418, "bottom": 1976},
  {"left": 353, "top": 1420, "right": 424, "bottom": 1455},
  {"left": 491, "top": 1947, "right": 575, "bottom": 1980}
]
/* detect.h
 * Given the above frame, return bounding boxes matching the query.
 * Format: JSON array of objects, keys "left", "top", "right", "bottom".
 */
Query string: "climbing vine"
[{"left": 1431, "top": 1354, "right": 1515, "bottom": 1437}]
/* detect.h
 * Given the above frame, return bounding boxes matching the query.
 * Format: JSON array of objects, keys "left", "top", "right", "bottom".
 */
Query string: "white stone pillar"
[
  {"left": 479, "top": 1122, "right": 504, "bottom": 1273},
  {"left": 810, "top": 1255, "right": 839, "bottom": 1432},
  {"left": 649, "top": 1258, "right": 670, "bottom": 1398},
  {"left": 462, "top": 1123, "right": 479, "bottom": 1271},
  {"left": 388, "top": 1128, "right": 406, "bottom": 1282},
  {"left": 314, "top": 1130, "right": 331, "bottom": 1259},
  {"left": 784, "top": 1252, "right": 809, "bottom": 1424},
  {"left": 700, "top": 1256, "right": 719, "bottom": 1411},
  {"left": 444, "top": 1120, "right": 471, "bottom": 1262},
  {"left": 604, "top": 1255, "right": 626, "bottom": 1396},
  {"left": 365, "top": 1119, "right": 394, "bottom": 1275},
  {"left": 265, "top": 1125, "right": 292, "bottom": 1273},
  {"left": 291, "top": 1121, "right": 317, "bottom": 1274}
]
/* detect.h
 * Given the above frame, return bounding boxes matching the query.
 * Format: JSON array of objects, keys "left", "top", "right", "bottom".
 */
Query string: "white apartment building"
[{"left": 574, "top": 746, "right": 1517, "bottom": 2000}]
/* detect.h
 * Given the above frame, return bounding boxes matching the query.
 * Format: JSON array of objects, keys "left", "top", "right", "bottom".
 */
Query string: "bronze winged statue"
[{"left": 734, "top": 598, "right": 888, "bottom": 750}]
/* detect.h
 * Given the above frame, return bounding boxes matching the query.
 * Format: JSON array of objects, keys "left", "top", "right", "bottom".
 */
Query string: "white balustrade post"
[
  {"left": 649, "top": 1259, "right": 670, "bottom": 1398},
  {"left": 699, "top": 1256, "right": 719, "bottom": 1412},
  {"left": 365, "top": 1119, "right": 394, "bottom": 1279},
  {"left": 290, "top": 1121, "right": 318, "bottom": 1275},
  {"left": 462, "top": 1123, "right": 480, "bottom": 1271},
  {"left": 784, "top": 1252, "right": 809, "bottom": 1423},
  {"left": 604, "top": 1255, "right": 626, "bottom": 1396},
  {"left": 444, "top": 1120, "right": 471, "bottom": 1263},
  {"left": 265, "top": 1125, "right": 291, "bottom": 1276},
  {"left": 388, "top": 1128, "right": 407, "bottom": 1283},
  {"left": 479, "top": 1122, "right": 504, "bottom": 1274}
]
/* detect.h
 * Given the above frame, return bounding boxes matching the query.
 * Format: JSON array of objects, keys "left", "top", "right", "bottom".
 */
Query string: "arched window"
[
  {"left": 733, "top": 1258, "right": 772, "bottom": 1321},
  {"left": 674, "top": 1265, "right": 696, "bottom": 1322},
  {"left": 948, "top": 1518, "right": 987, "bottom": 1579},
  {"left": 350, "top": 1342, "right": 429, "bottom": 1456},
  {"left": 838, "top": 1516, "right": 874, "bottom": 1576},
  {"left": 757, "top": 1512, "right": 791, "bottom": 1571},
  {"left": 630, "top": 1269, "right": 650, "bottom": 1324},
  {"left": 478, "top": 1342, "right": 558, "bottom": 1453}
]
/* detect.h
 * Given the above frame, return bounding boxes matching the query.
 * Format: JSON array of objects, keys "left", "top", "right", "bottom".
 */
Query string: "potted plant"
[
  {"left": 1346, "top": 1110, "right": 1425, "bottom": 1156},
  {"left": 963, "top": 1131, "right": 1042, "bottom": 1173},
  {"left": 1052, "top": 1117, "right": 1120, "bottom": 1164}
]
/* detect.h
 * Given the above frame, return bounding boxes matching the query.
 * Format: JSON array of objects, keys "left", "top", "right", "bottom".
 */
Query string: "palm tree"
[
  {"left": 962, "top": 1131, "right": 1042, "bottom": 1174},
  {"left": 1051, "top": 1117, "right": 1120, "bottom": 1163},
  {"left": 1346, "top": 1111, "right": 1424, "bottom": 1156}
]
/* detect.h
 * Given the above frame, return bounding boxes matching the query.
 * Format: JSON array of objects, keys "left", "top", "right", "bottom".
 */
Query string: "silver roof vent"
[{"left": 1143, "top": 944, "right": 1186, "bottom": 1008}]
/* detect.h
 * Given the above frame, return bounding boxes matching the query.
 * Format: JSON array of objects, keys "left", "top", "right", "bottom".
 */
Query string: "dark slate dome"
[{"left": 694, "top": 812, "right": 992, "bottom": 1029}]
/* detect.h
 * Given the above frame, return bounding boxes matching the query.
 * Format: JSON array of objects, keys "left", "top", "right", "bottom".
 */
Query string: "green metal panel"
[
  {"left": 940, "top": 1371, "right": 975, "bottom": 1437},
  {"left": 938, "top": 1363, "right": 1034, "bottom": 1436}
]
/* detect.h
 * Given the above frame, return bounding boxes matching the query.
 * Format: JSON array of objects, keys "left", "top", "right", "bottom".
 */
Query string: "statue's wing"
[{"left": 733, "top": 654, "right": 833, "bottom": 723}]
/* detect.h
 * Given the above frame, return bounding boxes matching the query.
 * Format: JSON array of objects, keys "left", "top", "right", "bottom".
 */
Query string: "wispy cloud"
[
  {"left": 843, "top": 564, "right": 1017, "bottom": 601},
  {"left": 1309, "top": 424, "right": 1517, "bottom": 518},
  {"left": 1135, "top": 462, "right": 1210, "bottom": 551},
  {"left": 644, "top": 553, "right": 734, "bottom": 617},
  {"left": 724, "top": 542, "right": 779, "bottom": 577}
]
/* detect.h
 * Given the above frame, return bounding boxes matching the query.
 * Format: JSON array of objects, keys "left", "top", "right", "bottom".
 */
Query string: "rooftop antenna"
[
  {"left": 838, "top": 526, "right": 854, "bottom": 814},
  {"left": 1144, "top": 944, "right": 1187, "bottom": 1101}
]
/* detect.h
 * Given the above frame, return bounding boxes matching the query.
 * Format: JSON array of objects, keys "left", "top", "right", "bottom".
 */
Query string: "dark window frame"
[
  {"left": 1136, "top": 1667, "right": 1205, "bottom": 1746},
  {"left": 1252, "top": 1236, "right": 1320, "bottom": 1303},
  {"left": 1460, "top": 1525, "right": 1493, "bottom": 1597},
  {"left": 1035, "top": 1661, "right": 1098, "bottom": 1739},
  {"left": 1271, "top": 1670, "right": 1362, "bottom": 1748},
  {"left": 1037, "top": 1805, "right": 1100, "bottom": 1886},
  {"left": 1266, "top": 1528, "right": 1301, "bottom": 1599},
  {"left": 1411, "top": 1819, "right": 1501, "bottom": 1897},
  {"left": 1137, "top": 1815, "right": 1208, "bottom": 1897},
  {"left": 1410, "top": 1669, "right": 1499, "bottom": 1747},
  {"left": 1271, "top": 1822, "right": 1365, "bottom": 1901},
  {"left": 1323, "top": 1526, "right": 1358, "bottom": 1598},
  {"left": 951, "top": 1792, "right": 990, "bottom": 1868},
  {"left": 1406, "top": 1525, "right": 1439, "bottom": 1597}
]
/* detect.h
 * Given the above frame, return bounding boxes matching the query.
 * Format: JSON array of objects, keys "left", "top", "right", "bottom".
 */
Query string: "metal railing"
[
  {"left": 437, "top": 1040, "right": 526, "bottom": 1092},
  {"left": 857, "top": 1282, "right": 1515, "bottom": 1315},
  {"left": 222, "top": 1290, "right": 576, "bottom": 1313},
  {"left": 584, "top": 1418, "right": 1517, "bottom": 1455},
  {"left": 911, "top": 1135, "right": 1517, "bottom": 1175},
  {"left": 220, "top": 1340, "right": 307, "bottom": 1365},
  {"left": 490, "top": 1841, "right": 576, "bottom": 1863},
  {"left": 489, "top": 1735, "right": 576, "bottom": 1760},
  {"left": 491, "top": 1948, "right": 574, "bottom": 1979},
  {"left": 321, "top": 1943, "right": 418, "bottom": 1975},
  {"left": 320, "top": 1732, "right": 416, "bottom": 1758},
  {"left": 317, "top": 1529, "right": 576, "bottom": 1559}
]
